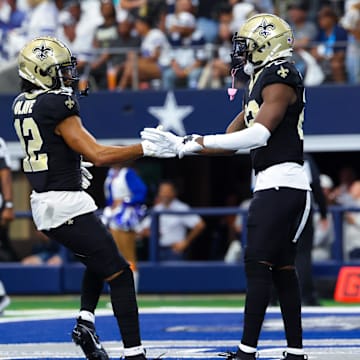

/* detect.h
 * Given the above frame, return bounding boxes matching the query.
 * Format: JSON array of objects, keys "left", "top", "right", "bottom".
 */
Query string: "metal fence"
[{"left": 14, "top": 205, "right": 359, "bottom": 263}]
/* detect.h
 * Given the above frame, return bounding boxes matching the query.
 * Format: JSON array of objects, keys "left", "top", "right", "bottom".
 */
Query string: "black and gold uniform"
[
  {"left": 13, "top": 89, "right": 81, "bottom": 192},
  {"left": 244, "top": 60, "right": 305, "bottom": 174},
  {"left": 211, "top": 13, "right": 311, "bottom": 360},
  {"left": 12, "top": 36, "right": 147, "bottom": 360}
]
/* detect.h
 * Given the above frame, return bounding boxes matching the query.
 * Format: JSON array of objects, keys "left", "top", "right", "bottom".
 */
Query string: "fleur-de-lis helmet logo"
[
  {"left": 256, "top": 18, "right": 275, "bottom": 38},
  {"left": 33, "top": 41, "right": 53, "bottom": 61}
]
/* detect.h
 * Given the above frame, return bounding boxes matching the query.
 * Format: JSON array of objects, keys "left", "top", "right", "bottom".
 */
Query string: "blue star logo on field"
[{"left": 148, "top": 91, "right": 194, "bottom": 136}]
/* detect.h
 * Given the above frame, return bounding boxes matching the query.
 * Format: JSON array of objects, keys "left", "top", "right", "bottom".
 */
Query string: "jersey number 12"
[{"left": 14, "top": 117, "right": 48, "bottom": 172}]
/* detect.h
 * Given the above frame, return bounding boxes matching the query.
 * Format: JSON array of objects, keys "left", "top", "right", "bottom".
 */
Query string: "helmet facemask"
[
  {"left": 231, "top": 35, "right": 260, "bottom": 75},
  {"left": 55, "top": 56, "right": 79, "bottom": 88}
]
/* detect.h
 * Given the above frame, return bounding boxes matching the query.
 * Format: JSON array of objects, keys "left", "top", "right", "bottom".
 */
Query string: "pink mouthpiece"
[{"left": 227, "top": 88, "right": 238, "bottom": 101}]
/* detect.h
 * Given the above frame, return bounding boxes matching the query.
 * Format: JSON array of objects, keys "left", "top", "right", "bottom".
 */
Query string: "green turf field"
[{"left": 6, "top": 294, "right": 359, "bottom": 311}]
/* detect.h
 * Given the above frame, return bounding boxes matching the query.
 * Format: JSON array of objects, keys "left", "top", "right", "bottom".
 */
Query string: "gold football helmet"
[
  {"left": 232, "top": 13, "right": 294, "bottom": 75},
  {"left": 18, "top": 36, "right": 78, "bottom": 90}
]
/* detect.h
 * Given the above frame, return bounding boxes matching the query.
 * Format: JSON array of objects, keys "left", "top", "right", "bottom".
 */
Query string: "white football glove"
[
  {"left": 140, "top": 127, "right": 184, "bottom": 154},
  {"left": 178, "top": 134, "right": 203, "bottom": 159},
  {"left": 141, "top": 127, "right": 203, "bottom": 158},
  {"left": 141, "top": 139, "right": 177, "bottom": 158},
  {"left": 81, "top": 161, "right": 93, "bottom": 189}
]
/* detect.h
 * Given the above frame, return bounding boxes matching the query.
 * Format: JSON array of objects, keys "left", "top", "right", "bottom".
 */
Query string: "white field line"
[{"left": 1, "top": 306, "right": 360, "bottom": 323}]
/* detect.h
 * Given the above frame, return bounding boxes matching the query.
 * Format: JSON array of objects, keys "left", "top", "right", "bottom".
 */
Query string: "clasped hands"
[{"left": 141, "top": 126, "right": 203, "bottom": 159}]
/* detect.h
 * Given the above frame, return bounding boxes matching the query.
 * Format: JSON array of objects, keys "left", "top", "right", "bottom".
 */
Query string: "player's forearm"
[
  {"left": 201, "top": 123, "right": 271, "bottom": 151},
  {"left": 58, "top": 117, "right": 145, "bottom": 166},
  {"left": 90, "top": 144, "right": 144, "bottom": 167},
  {"left": 0, "top": 168, "right": 13, "bottom": 202}
]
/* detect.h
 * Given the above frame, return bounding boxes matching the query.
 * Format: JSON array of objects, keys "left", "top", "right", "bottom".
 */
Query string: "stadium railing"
[
  {"left": 0, "top": 206, "right": 357, "bottom": 294},
  {"left": 12, "top": 205, "right": 358, "bottom": 263}
]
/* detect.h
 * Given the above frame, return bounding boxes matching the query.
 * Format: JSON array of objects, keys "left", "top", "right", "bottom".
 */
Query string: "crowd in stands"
[{"left": 1, "top": 0, "right": 360, "bottom": 90}]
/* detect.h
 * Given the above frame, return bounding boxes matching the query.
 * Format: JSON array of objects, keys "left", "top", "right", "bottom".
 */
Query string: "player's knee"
[
  {"left": 272, "top": 265, "right": 297, "bottom": 289},
  {"left": 106, "top": 265, "right": 131, "bottom": 283},
  {"left": 245, "top": 260, "right": 273, "bottom": 279}
]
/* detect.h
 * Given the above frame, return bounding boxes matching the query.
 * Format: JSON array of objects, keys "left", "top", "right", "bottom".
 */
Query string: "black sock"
[
  {"left": 108, "top": 267, "right": 141, "bottom": 348},
  {"left": 273, "top": 268, "right": 303, "bottom": 348},
  {"left": 241, "top": 262, "right": 273, "bottom": 348},
  {"left": 80, "top": 269, "right": 104, "bottom": 313}
]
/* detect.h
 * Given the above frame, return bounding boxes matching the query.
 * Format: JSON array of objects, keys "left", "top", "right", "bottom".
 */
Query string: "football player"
[
  {"left": 12, "top": 36, "right": 173, "bottom": 360},
  {"left": 141, "top": 13, "right": 310, "bottom": 360}
]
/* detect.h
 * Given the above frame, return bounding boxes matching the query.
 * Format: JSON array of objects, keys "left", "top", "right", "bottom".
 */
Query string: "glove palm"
[{"left": 141, "top": 128, "right": 203, "bottom": 158}]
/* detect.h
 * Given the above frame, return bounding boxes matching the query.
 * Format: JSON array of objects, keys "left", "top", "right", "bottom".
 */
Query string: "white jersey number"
[{"left": 14, "top": 117, "right": 48, "bottom": 172}]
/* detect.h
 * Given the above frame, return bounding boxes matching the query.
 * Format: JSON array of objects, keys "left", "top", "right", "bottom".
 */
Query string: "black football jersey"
[
  {"left": 243, "top": 60, "right": 305, "bottom": 174},
  {"left": 13, "top": 89, "right": 82, "bottom": 192}
]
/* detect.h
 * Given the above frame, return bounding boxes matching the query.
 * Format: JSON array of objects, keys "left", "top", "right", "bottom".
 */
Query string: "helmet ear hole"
[{"left": 39, "top": 69, "right": 48, "bottom": 76}]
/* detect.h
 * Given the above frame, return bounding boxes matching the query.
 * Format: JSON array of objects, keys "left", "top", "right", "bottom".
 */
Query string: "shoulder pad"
[{"left": 260, "top": 60, "right": 302, "bottom": 88}]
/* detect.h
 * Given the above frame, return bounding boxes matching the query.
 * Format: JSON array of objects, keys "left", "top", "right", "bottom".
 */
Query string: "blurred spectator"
[
  {"left": 312, "top": 174, "right": 335, "bottom": 261},
  {"left": 340, "top": 0, "right": 360, "bottom": 83},
  {"left": 343, "top": 180, "right": 360, "bottom": 260},
  {"left": 329, "top": 165, "right": 357, "bottom": 205},
  {"left": 21, "top": 232, "right": 65, "bottom": 265},
  {"left": 88, "top": 0, "right": 120, "bottom": 90},
  {"left": 56, "top": 9, "right": 77, "bottom": 55},
  {"left": 5, "top": 0, "right": 59, "bottom": 61},
  {"left": 0, "top": 137, "right": 16, "bottom": 262},
  {"left": 101, "top": 164, "right": 147, "bottom": 292},
  {"left": 162, "top": 11, "right": 207, "bottom": 89},
  {"left": 0, "top": 0, "right": 26, "bottom": 63},
  {"left": 100, "top": 14, "right": 141, "bottom": 90},
  {"left": 229, "top": 0, "right": 258, "bottom": 34},
  {"left": 138, "top": 180, "right": 206, "bottom": 261},
  {"left": 166, "top": 0, "right": 197, "bottom": 15},
  {"left": 195, "top": 0, "right": 222, "bottom": 43},
  {"left": 165, "top": 0, "right": 194, "bottom": 31},
  {"left": 249, "top": 0, "right": 273, "bottom": 13},
  {"left": 311, "top": 5, "right": 348, "bottom": 83},
  {"left": 117, "top": 9, "right": 170, "bottom": 89},
  {"left": 125, "top": 0, "right": 167, "bottom": 30},
  {"left": 57, "top": 0, "right": 102, "bottom": 75},
  {"left": 117, "top": 0, "right": 147, "bottom": 23},
  {"left": 286, "top": 2, "right": 324, "bottom": 86},
  {"left": 197, "top": 3, "right": 233, "bottom": 89}
]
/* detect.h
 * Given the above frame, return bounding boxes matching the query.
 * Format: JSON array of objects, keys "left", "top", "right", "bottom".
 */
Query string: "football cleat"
[
  {"left": 71, "top": 318, "right": 109, "bottom": 360},
  {"left": 219, "top": 349, "right": 258, "bottom": 360},
  {"left": 280, "top": 352, "right": 308, "bottom": 360}
]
